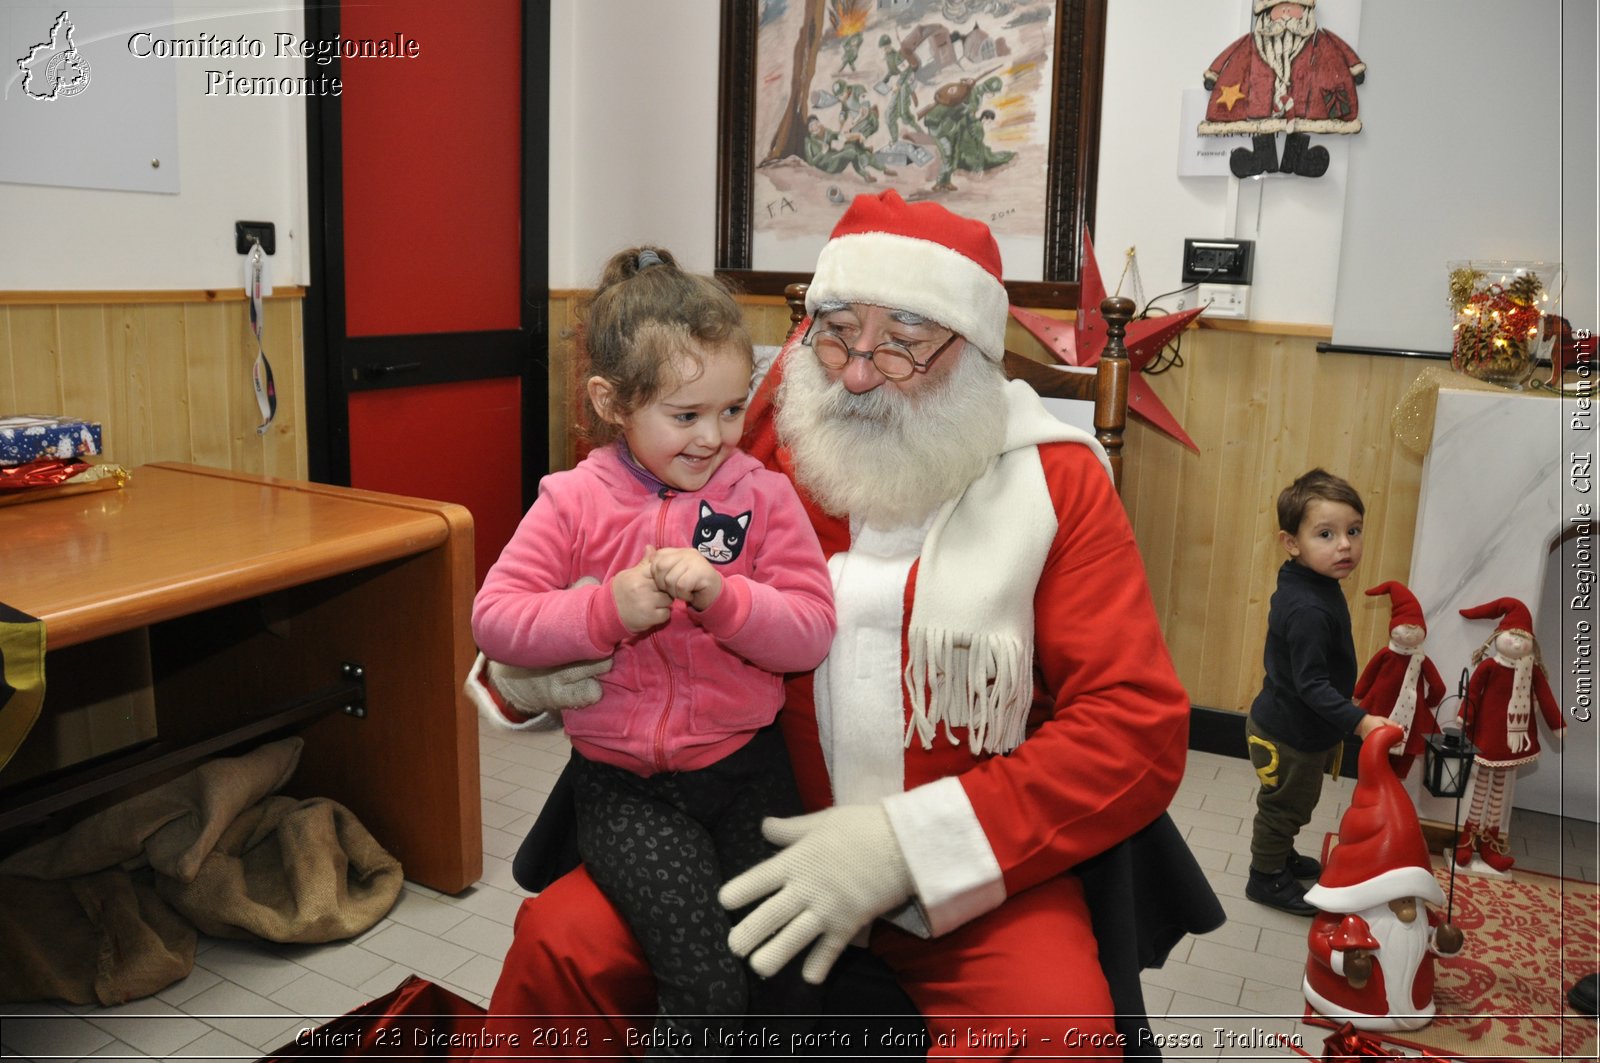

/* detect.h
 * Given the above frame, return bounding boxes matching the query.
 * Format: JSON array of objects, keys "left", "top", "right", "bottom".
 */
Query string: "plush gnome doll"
[
  {"left": 1198, "top": 0, "right": 1366, "bottom": 178},
  {"left": 1453, "top": 598, "right": 1566, "bottom": 873},
  {"left": 1303, "top": 724, "right": 1464, "bottom": 1031},
  {"left": 1354, "top": 582, "right": 1445, "bottom": 779}
]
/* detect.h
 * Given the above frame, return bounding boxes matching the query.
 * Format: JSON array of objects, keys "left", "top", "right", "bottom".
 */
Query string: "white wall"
[
  {"left": 0, "top": 2, "right": 310, "bottom": 290},
  {"left": 549, "top": 0, "right": 1361, "bottom": 327},
  {"left": 1333, "top": 0, "right": 1596, "bottom": 354},
  {"left": 1097, "top": 0, "right": 1360, "bottom": 327},
  {"left": 547, "top": 0, "right": 721, "bottom": 287},
  {"left": 9, "top": 0, "right": 1584, "bottom": 334}
]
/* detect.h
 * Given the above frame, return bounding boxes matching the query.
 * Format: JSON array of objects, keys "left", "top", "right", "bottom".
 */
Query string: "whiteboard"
[
  {"left": 1331, "top": 0, "right": 1596, "bottom": 354},
  {"left": 0, "top": 1, "right": 178, "bottom": 194}
]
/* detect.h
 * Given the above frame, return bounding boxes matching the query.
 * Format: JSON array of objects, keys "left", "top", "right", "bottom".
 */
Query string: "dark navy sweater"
[{"left": 1248, "top": 559, "right": 1364, "bottom": 752}]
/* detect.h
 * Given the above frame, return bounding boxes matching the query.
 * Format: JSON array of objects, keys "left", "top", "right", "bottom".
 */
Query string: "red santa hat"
[
  {"left": 1304, "top": 725, "right": 1445, "bottom": 913},
  {"left": 1460, "top": 597, "right": 1534, "bottom": 636},
  {"left": 1366, "top": 581, "right": 1426, "bottom": 633},
  {"left": 805, "top": 189, "right": 1009, "bottom": 362}
]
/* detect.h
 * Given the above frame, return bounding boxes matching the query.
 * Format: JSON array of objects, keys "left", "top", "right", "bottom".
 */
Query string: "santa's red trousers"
[{"left": 478, "top": 866, "right": 1117, "bottom": 1059}]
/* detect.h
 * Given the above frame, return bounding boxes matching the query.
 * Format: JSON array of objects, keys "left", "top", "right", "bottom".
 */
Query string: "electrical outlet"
[
  {"left": 1198, "top": 282, "right": 1251, "bottom": 319},
  {"left": 1182, "top": 238, "right": 1253, "bottom": 285},
  {"left": 235, "top": 220, "right": 275, "bottom": 255}
]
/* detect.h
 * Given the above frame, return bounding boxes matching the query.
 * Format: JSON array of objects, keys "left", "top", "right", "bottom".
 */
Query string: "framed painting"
[{"left": 716, "top": 0, "right": 1106, "bottom": 308}]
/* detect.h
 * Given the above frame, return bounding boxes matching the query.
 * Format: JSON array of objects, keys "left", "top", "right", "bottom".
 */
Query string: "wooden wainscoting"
[
  {"left": 550, "top": 292, "right": 1430, "bottom": 718},
  {"left": 0, "top": 291, "right": 308, "bottom": 480},
  {"left": 1117, "top": 329, "right": 1427, "bottom": 716},
  {"left": 1005, "top": 317, "right": 1429, "bottom": 717}
]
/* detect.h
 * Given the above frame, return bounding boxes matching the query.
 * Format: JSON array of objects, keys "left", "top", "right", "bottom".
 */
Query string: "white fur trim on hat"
[
  {"left": 1304, "top": 865, "right": 1444, "bottom": 913},
  {"left": 806, "top": 231, "right": 1009, "bottom": 361}
]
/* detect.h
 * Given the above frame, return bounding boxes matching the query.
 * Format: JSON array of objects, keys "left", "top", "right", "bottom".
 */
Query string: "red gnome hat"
[
  {"left": 1366, "top": 581, "right": 1426, "bottom": 633},
  {"left": 1304, "top": 725, "right": 1444, "bottom": 913},
  {"left": 1460, "top": 597, "right": 1534, "bottom": 636}
]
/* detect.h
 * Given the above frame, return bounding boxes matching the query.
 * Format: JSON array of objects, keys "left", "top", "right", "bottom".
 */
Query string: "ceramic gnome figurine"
[
  {"left": 1303, "top": 724, "right": 1464, "bottom": 1031},
  {"left": 1453, "top": 598, "right": 1566, "bottom": 874},
  {"left": 1354, "top": 582, "right": 1445, "bottom": 779}
]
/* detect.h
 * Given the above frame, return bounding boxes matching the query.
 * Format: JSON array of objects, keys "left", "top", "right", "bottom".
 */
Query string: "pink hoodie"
[{"left": 472, "top": 443, "right": 835, "bottom": 775}]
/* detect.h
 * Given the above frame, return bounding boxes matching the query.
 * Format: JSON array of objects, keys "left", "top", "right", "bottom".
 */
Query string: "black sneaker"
[
  {"left": 1246, "top": 867, "right": 1319, "bottom": 916},
  {"left": 1286, "top": 850, "right": 1323, "bottom": 880}
]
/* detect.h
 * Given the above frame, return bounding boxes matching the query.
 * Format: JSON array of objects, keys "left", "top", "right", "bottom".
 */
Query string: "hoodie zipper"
[{"left": 650, "top": 487, "right": 677, "bottom": 773}]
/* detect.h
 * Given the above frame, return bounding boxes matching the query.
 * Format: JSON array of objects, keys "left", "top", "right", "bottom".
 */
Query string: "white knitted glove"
[
  {"left": 465, "top": 652, "right": 611, "bottom": 730},
  {"left": 720, "top": 805, "right": 913, "bottom": 985},
  {"left": 465, "top": 576, "right": 612, "bottom": 730}
]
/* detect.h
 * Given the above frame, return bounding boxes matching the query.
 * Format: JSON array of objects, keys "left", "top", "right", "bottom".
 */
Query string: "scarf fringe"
[{"left": 903, "top": 627, "right": 1033, "bottom": 755}]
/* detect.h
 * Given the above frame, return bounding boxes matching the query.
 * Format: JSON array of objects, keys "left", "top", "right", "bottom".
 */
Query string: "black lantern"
[{"left": 1424, "top": 728, "right": 1477, "bottom": 798}]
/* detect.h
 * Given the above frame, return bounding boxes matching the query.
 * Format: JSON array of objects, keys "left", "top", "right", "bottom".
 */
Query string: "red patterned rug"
[{"left": 1305, "top": 835, "right": 1598, "bottom": 1061}]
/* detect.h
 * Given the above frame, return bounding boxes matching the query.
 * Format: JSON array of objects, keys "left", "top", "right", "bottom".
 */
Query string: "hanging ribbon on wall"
[{"left": 246, "top": 241, "right": 278, "bottom": 435}]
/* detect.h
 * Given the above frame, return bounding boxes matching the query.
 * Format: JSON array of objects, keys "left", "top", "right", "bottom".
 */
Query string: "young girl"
[{"left": 471, "top": 247, "right": 834, "bottom": 1050}]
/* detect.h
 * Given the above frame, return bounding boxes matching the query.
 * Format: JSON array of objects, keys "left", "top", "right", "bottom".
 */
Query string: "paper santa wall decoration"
[
  {"left": 1303, "top": 724, "right": 1463, "bottom": 1031},
  {"left": 1198, "top": 0, "right": 1366, "bottom": 178}
]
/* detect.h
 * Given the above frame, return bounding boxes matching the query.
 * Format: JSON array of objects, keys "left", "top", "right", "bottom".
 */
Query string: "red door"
[{"left": 306, "top": 1, "right": 547, "bottom": 586}]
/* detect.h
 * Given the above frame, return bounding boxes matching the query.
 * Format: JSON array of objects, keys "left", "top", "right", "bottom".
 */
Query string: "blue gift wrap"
[{"left": 0, "top": 415, "right": 104, "bottom": 466}]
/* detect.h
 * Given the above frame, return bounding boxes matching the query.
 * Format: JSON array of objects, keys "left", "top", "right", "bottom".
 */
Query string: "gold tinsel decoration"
[
  {"left": 1391, "top": 366, "right": 1513, "bottom": 455},
  {"left": 1447, "top": 266, "right": 1486, "bottom": 312}
]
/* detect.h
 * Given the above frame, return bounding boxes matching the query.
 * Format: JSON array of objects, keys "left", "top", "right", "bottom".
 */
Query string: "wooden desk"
[{"left": 0, "top": 463, "right": 482, "bottom": 893}]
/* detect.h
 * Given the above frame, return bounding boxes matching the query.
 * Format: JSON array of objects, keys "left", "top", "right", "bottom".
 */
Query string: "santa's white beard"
[
  {"left": 1365, "top": 905, "right": 1431, "bottom": 1021},
  {"left": 1253, "top": 11, "right": 1315, "bottom": 105},
  {"left": 775, "top": 343, "right": 1007, "bottom": 529}
]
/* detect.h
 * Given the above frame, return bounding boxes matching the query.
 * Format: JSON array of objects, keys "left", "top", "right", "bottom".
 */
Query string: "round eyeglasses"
[{"left": 806, "top": 327, "right": 961, "bottom": 382}]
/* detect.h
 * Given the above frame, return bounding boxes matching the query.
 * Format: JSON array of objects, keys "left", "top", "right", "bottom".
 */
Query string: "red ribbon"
[
  {"left": 1321, "top": 1022, "right": 1460, "bottom": 1061},
  {"left": 0, "top": 458, "right": 90, "bottom": 489},
  {"left": 1323, "top": 1022, "right": 1399, "bottom": 1059}
]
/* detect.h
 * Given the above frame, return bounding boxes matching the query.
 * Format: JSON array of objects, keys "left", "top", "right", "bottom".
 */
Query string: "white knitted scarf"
[
  {"left": 1489, "top": 647, "right": 1535, "bottom": 754},
  {"left": 1387, "top": 641, "right": 1425, "bottom": 737},
  {"left": 903, "top": 380, "right": 1109, "bottom": 755}
]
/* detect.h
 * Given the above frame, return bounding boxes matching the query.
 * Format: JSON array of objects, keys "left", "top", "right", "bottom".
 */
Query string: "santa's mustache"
[{"left": 1255, "top": 10, "right": 1316, "bottom": 39}]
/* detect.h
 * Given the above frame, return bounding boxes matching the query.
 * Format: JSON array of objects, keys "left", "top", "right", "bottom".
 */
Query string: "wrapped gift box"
[{"left": 0, "top": 415, "right": 103, "bottom": 466}]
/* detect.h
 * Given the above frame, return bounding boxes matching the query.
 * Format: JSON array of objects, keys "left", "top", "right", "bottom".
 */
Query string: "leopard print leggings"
[{"left": 572, "top": 727, "right": 813, "bottom": 1056}]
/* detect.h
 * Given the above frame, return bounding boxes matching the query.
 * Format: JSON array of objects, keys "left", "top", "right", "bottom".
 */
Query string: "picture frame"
[{"left": 715, "top": 0, "right": 1106, "bottom": 309}]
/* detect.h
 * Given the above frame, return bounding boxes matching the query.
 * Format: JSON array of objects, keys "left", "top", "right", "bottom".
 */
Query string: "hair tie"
[{"left": 636, "top": 249, "right": 663, "bottom": 271}]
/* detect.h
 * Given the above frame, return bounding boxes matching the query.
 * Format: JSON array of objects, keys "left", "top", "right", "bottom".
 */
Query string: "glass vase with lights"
[{"left": 1447, "top": 260, "right": 1562, "bottom": 390}]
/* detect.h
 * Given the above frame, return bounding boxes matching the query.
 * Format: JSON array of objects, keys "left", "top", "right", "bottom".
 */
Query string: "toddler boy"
[{"left": 1245, "top": 468, "right": 1385, "bottom": 916}]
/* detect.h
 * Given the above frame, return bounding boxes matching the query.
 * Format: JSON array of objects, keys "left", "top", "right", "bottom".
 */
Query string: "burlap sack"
[
  {"left": 158, "top": 795, "right": 403, "bottom": 943},
  {"left": 0, "top": 737, "right": 303, "bottom": 882},
  {"left": 0, "top": 870, "right": 196, "bottom": 1005}
]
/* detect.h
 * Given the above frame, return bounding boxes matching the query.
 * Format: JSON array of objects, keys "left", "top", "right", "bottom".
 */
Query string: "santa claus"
[
  {"left": 467, "top": 191, "right": 1224, "bottom": 1057},
  {"left": 1354, "top": 582, "right": 1445, "bottom": 779},
  {"left": 1303, "top": 724, "right": 1464, "bottom": 1031},
  {"left": 1199, "top": 0, "right": 1366, "bottom": 178},
  {"left": 1453, "top": 597, "right": 1566, "bottom": 873}
]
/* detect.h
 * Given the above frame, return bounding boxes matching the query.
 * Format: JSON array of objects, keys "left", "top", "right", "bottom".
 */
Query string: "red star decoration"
[{"left": 1011, "top": 228, "right": 1204, "bottom": 452}]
